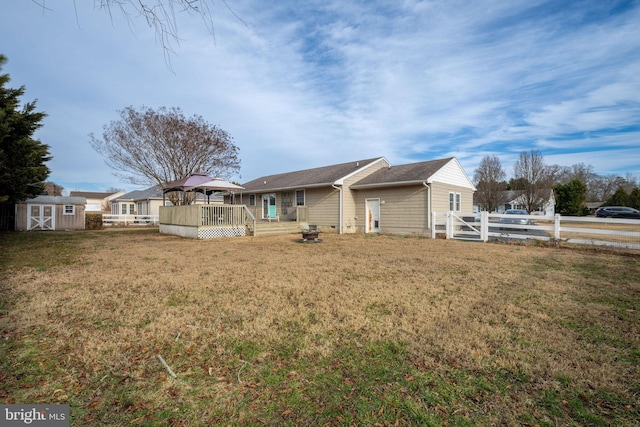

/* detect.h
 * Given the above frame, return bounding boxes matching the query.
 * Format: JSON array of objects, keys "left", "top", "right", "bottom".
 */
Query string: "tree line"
[{"left": 474, "top": 151, "right": 640, "bottom": 216}]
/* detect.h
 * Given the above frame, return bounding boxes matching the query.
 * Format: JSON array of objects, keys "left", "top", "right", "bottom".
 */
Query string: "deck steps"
[{"left": 252, "top": 221, "right": 302, "bottom": 236}]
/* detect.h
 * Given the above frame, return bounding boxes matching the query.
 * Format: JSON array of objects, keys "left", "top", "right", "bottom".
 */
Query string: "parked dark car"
[
  {"left": 595, "top": 206, "right": 640, "bottom": 219},
  {"left": 499, "top": 209, "right": 533, "bottom": 230}
]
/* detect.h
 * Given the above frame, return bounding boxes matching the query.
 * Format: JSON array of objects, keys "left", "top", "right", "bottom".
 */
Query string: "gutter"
[
  {"left": 350, "top": 179, "right": 428, "bottom": 189},
  {"left": 423, "top": 182, "right": 431, "bottom": 230},
  {"left": 332, "top": 184, "right": 342, "bottom": 234},
  {"left": 243, "top": 182, "right": 336, "bottom": 193}
]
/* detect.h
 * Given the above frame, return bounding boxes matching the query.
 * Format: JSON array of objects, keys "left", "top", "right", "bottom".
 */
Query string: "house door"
[
  {"left": 262, "top": 194, "right": 277, "bottom": 219},
  {"left": 365, "top": 199, "right": 380, "bottom": 233},
  {"left": 28, "top": 204, "right": 55, "bottom": 230}
]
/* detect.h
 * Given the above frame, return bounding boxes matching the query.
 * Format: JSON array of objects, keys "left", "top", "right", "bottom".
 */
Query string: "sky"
[{"left": 1, "top": 0, "right": 639, "bottom": 194}]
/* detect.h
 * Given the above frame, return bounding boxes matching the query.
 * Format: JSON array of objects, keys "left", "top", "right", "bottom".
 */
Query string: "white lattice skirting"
[{"left": 197, "top": 226, "right": 246, "bottom": 239}]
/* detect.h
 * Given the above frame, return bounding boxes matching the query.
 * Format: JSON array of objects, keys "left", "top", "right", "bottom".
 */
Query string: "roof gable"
[
  {"left": 428, "top": 158, "right": 476, "bottom": 190},
  {"left": 242, "top": 158, "right": 384, "bottom": 192}
]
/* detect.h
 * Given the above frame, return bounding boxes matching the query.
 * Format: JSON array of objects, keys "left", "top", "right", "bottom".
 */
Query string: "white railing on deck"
[{"left": 102, "top": 214, "right": 159, "bottom": 226}]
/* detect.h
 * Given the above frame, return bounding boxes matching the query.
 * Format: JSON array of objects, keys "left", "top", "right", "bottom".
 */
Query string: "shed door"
[
  {"left": 29, "top": 204, "right": 55, "bottom": 230},
  {"left": 365, "top": 199, "right": 380, "bottom": 233}
]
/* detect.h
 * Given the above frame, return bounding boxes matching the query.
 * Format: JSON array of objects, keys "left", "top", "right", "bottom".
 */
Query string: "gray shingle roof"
[
  {"left": 116, "top": 186, "right": 164, "bottom": 201},
  {"left": 351, "top": 158, "right": 453, "bottom": 187},
  {"left": 22, "top": 195, "right": 86, "bottom": 205},
  {"left": 242, "top": 158, "right": 383, "bottom": 191},
  {"left": 69, "top": 191, "right": 117, "bottom": 199}
]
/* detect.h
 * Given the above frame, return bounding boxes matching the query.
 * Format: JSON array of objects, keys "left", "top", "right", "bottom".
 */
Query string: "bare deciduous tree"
[
  {"left": 473, "top": 155, "right": 507, "bottom": 213},
  {"left": 44, "top": 181, "right": 64, "bottom": 196},
  {"left": 33, "top": 0, "right": 245, "bottom": 65},
  {"left": 512, "top": 150, "right": 553, "bottom": 213},
  {"left": 90, "top": 106, "right": 240, "bottom": 200}
]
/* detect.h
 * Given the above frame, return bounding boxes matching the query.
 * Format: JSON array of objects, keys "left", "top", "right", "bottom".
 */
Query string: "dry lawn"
[{"left": 1, "top": 229, "right": 639, "bottom": 426}]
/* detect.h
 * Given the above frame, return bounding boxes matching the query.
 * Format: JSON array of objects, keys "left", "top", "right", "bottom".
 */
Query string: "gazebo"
[{"left": 159, "top": 174, "right": 254, "bottom": 239}]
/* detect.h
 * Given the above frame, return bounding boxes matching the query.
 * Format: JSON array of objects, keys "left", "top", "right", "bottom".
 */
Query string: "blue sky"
[{"left": 1, "top": 0, "right": 639, "bottom": 193}]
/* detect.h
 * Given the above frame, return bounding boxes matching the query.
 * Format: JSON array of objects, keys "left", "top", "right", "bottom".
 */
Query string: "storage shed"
[{"left": 15, "top": 195, "right": 86, "bottom": 231}]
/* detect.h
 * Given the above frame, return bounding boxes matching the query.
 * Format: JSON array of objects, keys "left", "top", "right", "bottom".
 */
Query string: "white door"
[
  {"left": 365, "top": 199, "right": 380, "bottom": 233},
  {"left": 28, "top": 204, "right": 55, "bottom": 230}
]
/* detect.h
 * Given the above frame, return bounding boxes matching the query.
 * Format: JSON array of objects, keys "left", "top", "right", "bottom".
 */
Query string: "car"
[
  {"left": 595, "top": 206, "right": 640, "bottom": 219},
  {"left": 499, "top": 209, "right": 533, "bottom": 230}
]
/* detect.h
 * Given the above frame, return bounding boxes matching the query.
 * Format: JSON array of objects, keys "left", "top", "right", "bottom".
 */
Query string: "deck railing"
[{"left": 159, "top": 205, "right": 255, "bottom": 228}]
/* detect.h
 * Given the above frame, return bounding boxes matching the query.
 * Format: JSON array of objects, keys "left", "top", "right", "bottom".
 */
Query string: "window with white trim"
[
  {"left": 63, "top": 205, "right": 75, "bottom": 215},
  {"left": 296, "top": 190, "right": 305, "bottom": 206},
  {"left": 449, "top": 192, "right": 462, "bottom": 212}
]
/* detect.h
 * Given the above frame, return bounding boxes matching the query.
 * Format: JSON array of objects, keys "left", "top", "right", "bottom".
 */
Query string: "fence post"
[
  {"left": 446, "top": 211, "right": 453, "bottom": 239},
  {"left": 481, "top": 211, "right": 489, "bottom": 242},
  {"left": 554, "top": 214, "right": 561, "bottom": 239}
]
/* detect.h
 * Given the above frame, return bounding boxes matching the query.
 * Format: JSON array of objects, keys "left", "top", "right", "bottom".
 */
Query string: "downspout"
[
  {"left": 423, "top": 182, "right": 431, "bottom": 230},
  {"left": 332, "top": 184, "right": 342, "bottom": 234}
]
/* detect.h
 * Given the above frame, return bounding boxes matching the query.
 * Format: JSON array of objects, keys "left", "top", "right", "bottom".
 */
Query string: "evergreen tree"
[
  {"left": 628, "top": 187, "right": 640, "bottom": 209},
  {"left": 0, "top": 54, "right": 51, "bottom": 203},
  {"left": 554, "top": 179, "right": 587, "bottom": 216},
  {"left": 604, "top": 187, "right": 629, "bottom": 207}
]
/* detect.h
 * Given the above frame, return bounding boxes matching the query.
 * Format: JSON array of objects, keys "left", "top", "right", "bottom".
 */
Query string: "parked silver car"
[{"left": 499, "top": 209, "right": 533, "bottom": 230}]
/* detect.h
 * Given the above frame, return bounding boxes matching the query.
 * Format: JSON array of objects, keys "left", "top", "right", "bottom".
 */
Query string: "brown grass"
[{"left": 1, "top": 230, "right": 639, "bottom": 426}]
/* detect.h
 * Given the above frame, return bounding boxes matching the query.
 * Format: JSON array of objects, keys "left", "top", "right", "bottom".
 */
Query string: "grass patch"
[{"left": 0, "top": 230, "right": 638, "bottom": 425}]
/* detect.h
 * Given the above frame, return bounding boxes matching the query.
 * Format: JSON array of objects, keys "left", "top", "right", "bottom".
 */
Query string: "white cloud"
[{"left": 1, "top": 0, "right": 638, "bottom": 190}]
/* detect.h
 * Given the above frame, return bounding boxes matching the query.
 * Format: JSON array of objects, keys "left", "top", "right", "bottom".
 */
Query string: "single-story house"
[
  {"left": 111, "top": 186, "right": 166, "bottom": 216},
  {"left": 112, "top": 185, "right": 224, "bottom": 216},
  {"left": 69, "top": 190, "right": 124, "bottom": 213},
  {"left": 235, "top": 156, "right": 475, "bottom": 236},
  {"left": 15, "top": 195, "right": 86, "bottom": 231},
  {"left": 584, "top": 201, "right": 603, "bottom": 215},
  {"left": 497, "top": 189, "right": 555, "bottom": 216}
]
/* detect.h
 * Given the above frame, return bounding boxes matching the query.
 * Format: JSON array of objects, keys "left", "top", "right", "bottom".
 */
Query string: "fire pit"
[{"left": 300, "top": 224, "right": 321, "bottom": 243}]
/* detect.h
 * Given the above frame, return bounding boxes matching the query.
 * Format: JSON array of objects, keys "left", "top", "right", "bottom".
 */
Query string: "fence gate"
[
  {"left": 28, "top": 204, "right": 55, "bottom": 230},
  {"left": 444, "top": 212, "right": 488, "bottom": 241}
]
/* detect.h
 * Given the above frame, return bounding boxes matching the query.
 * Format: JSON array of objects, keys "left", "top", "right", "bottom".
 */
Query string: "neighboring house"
[
  {"left": 111, "top": 186, "right": 166, "bottom": 216},
  {"left": 69, "top": 191, "right": 124, "bottom": 213},
  {"left": 15, "top": 195, "right": 86, "bottom": 231},
  {"left": 497, "top": 189, "right": 555, "bottom": 216},
  {"left": 237, "top": 157, "right": 475, "bottom": 236},
  {"left": 112, "top": 186, "right": 224, "bottom": 216},
  {"left": 584, "top": 201, "right": 603, "bottom": 215}
]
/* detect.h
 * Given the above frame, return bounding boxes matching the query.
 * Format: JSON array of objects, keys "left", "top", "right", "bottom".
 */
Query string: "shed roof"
[
  {"left": 21, "top": 195, "right": 86, "bottom": 205},
  {"left": 242, "top": 158, "right": 384, "bottom": 192}
]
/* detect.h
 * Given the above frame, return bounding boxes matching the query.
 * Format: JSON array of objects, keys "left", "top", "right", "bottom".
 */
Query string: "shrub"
[{"left": 85, "top": 213, "right": 103, "bottom": 230}]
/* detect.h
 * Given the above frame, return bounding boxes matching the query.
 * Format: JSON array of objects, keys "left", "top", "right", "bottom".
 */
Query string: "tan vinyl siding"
[
  {"left": 354, "top": 185, "right": 430, "bottom": 236},
  {"left": 430, "top": 182, "right": 474, "bottom": 213},
  {"left": 304, "top": 187, "right": 340, "bottom": 230},
  {"left": 341, "top": 160, "right": 390, "bottom": 233}
]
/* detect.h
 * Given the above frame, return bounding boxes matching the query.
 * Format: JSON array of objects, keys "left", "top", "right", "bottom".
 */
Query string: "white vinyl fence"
[
  {"left": 433, "top": 212, "right": 640, "bottom": 250},
  {"left": 102, "top": 214, "right": 159, "bottom": 226}
]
